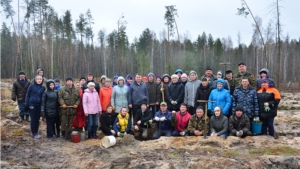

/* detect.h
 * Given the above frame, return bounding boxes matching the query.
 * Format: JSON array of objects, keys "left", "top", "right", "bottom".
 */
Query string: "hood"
[
  {"left": 117, "top": 112, "right": 129, "bottom": 119},
  {"left": 36, "top": 69, "right": 44, "bottom": 77},
  {"left": 216, "top": 70, "right": 224, "bottom": 78},
  {"left": 259, "top": 68, "right": 269, "bottom": 77},
  {"left": 125, "top": 74, "right": 134, "bottom": 86},
  {"left": 162, "top": 74, "right": 171, "bottom": 82},
  {"left": 117, "top": 76, "right": 125, "bottom": 86},
  {"left": 46, "top": 80, "right": 55, "bottom": 90},
  {"left": 100, "top": 75, "right": 107, "bottom": 81},
  {"left": 84, "top": 88, "right": 97, "bottom": 93},
  {"left": 216, "top": 79, "right": 225, "bottom": 90},
  {"left": 213, "top": 106, "right": 224, "bottom": 118},
  {"left": 189, "top": 70, "right": 198, "bottom": 81}
]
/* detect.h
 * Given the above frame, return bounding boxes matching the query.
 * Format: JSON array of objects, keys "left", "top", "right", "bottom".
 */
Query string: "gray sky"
[{"left": 3, "top": 0, "right": 300, "bottom": 47}]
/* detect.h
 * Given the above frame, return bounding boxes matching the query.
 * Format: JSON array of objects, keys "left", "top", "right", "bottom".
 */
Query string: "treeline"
[{"left": 1, "top": 0, "right": 300, "bottom": 84}]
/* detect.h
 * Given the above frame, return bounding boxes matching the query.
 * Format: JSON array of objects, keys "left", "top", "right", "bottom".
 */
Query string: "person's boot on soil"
[
  {"left": 61, "top": 131, "right": 65, "bottom": 138},
  {"left": 93, "top": 130, "right": 97, "bottom": 139},
  {"left": 88, "top": 132, "right": 92, "bottom": 139},
  {"left": 20, "top": 115, "right": 24, "bottom": 122},
  {"left": 25, "top": 115, "right": 30, "bottom": 122},
  {"left": 32, "top": 133, "right": 41, "bottom": 139}
]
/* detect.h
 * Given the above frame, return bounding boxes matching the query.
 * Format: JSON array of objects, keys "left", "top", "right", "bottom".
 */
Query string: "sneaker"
[{"left": 34, "top": 134, "right": 41, "bottom": 139}]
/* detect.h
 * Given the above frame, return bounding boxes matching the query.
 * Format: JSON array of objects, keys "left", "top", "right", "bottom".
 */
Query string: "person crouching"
[
  {"left": 134, "top": 102, "right": 152, "bottom": 139},
  {"left": 171, "top": 103, "right": 191, "bottom": 136},
  {"left": 100, "top": 105, "right": 117, "bottom": 136},
  {"left": 229, "top": 105, "right": 253, "bottom": 137},
  {"left": 113, "top": 107, "right": 132, "bottom": 137},
  {"left": 187, "top": 106, "right": 210, "bottom": 136}
]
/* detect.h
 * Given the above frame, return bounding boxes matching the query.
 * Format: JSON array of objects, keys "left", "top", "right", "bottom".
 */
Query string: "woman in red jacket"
[{"left": 72, "top": 82, "right": 86, "bottom": 130}]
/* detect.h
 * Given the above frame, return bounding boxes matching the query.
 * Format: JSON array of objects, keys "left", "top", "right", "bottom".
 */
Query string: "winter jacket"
[
  {"left": 187, "top": 114, "right": 210, "bottom": 134},
  {"left": 41, "top": 81, "right": 59, "bottom": 117},
  {"left": 113, "top": 113, "right": 132, "bottom": 133},
  {"left": 146, "top": 81, "right": 161, "bottom": 104},
  {"left": 194, "top": 83, "right": 213, "bottom": 110},
  {"left": 232, "top": 85, "right": 259, "bottom": 118},
  {"left": 208, "top": 79, "right": 232, "bottom": 115},
  {"left": 25, "top": 78, "right": 45, "bottom": 107},
  {"left": 72, "top": 89, "right": 86, "bottom": 128},
  {"left": 200, "top": 74, "right": 217, "bottom": 85},
  {"left": 83, "top": 88, "right": 102, "bottom": 114},
  {"left": 225, "top": 78, "right": 239, "bottom": 95},
  {"left": 100, "top": 111, "right": 117, "bottom": 135},
  {"left": 111, "top": 77, "right": 128, "bottom": 113},
  {"left": 125, "top": 74, "right": 134, "bottom": 87},
  {"left": 184, "top": 78, "right": 201, "bottom": 107},
  {"left": 171, "top": 112, "right": 191, "bottom": 132},
  {"left": 210, "top": 107, "right": 228, "bottom": 135},
  {"left": 99, "top": 75, "right": 107, "bottom": 88},
  {"left": 153, "top": 110, "right": 172, "bottom": 131},
  {"left": 212, "top": 78, "right": 230, "bottom": 91},
  {"left": 128, "top": 81, "right": 149, "bottom": 105},
  {"left": 257, "top": 86, "right": 281, "bottom": 119},
  {"left": 167, "top": 82, "right": 184, "bottom": 111},
  {"left": 112, "top": 76, "right": 119, "bottom": 87},
  {"left": 256, "top": 68, "right": 275, "bottom": 89},
  {"left": 229, "top": 113, "right": 250, "bottom": 135},
  {"left": 235, "top": 71, "right": 256, "bottom": 87},
  {"left": 58, "top": 85, "right": 80, "bottom": 115},
  {"left": 99, "top": 86, "right": 113, "bottom": 111},
  {"left": 83, "top": 79, "right": 100, "bottom": 93},
  {"left": 12, "top": 77, "right": 31, "bottom": 102},
  {"left": 161, "top": 74, "right": 171, "bottom": 102},
  {"left": 133, "top": 108, "right": 152, "bottom": 128}
]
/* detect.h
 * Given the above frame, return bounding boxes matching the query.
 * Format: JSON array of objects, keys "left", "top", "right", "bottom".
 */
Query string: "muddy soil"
[{"left": 1, "top": 81, "right": 300, "bottom": 169}]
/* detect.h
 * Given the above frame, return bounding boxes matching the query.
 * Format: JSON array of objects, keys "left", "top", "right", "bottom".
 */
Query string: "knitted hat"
[
  {"left": 79, "top": 77, "right": 86, "bottom": 81},
  {"left": 171, "top": 74, "right": 179, "bottom": 79},
  {"left": 235, "top": 105, "right": 244, "bottom": 112},
  {"left": 175, "top": 69, "right": 183, "bottom": 74},
  {"left": 19, "top": 71, "right": 25, "bottom": 75},
  {"left": 217, "top": 71, "right": 222, "bottom": 76},
  {"left": 147, "top": 72, "right": 155, "bottom": 77},
  {"left": 181, "top": 73, "right": 188, "bottom": 78},
  {"left": 261, "top": 78, "right": 270, "bottom": 83},
  {"left": 66, "top": 77, "right": 73, "bottom": 81},
  {"left": 87, "top": 82, "right": 95, "bottom": 87},
  {"left": 206, "top": 66, "right": 212, "bottom": 71},
  {"left": 142, "top": 76, "right": 148, "bottom": 81},
  {"left": 114, "top": 76, "right": 118, "bottom": 79},
  {"left": 156, "top": 76, "right": 161, "bottom": 80},
  {"left": 54, "top": 78, "right": 60, "bottom": 83},
  {"left": 225, "top": 70, "right": 233, "bottom": 74},
  {"left": 238, "top": 62, "right": 246, "bottom": 66},
  {"left": 196, "top": 106, "right": 204, "bottom": 111}
]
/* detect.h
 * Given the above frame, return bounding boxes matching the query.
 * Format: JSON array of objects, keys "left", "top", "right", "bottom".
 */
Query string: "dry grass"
[
  {"left": 221, "top": 150, "right": 239, "bottom": 157},
  {"left": 1, "top": 127, "right": 9, "bottom": 140},
  {"left": 11, "top": 129, "right": 25, "bottom": 136},
  {"left": 249, "top": 146, "right": 300, "bottom": 156},
  {"left": 200, "top": 147, "right": 217, "bottom": 153}
]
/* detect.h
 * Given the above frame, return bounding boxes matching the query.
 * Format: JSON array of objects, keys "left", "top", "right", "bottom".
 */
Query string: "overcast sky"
[{"left": 2, "top": 0, "right": 300, "bottom": 47}]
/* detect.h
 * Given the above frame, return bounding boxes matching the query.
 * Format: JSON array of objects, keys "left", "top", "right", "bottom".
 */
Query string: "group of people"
[{"left": 11, "top": 61, "right": 281, "bottom": 140}]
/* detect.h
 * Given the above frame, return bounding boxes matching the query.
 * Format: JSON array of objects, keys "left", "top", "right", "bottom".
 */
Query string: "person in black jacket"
[
  {"left": 229, "top": 105, "right": 252, "bottom": 137},
  {"left": 11, "top": 71, "right": 31, "bottom": 121},
  {"left": 194, "top": 77, "right": 213, "bottom": 116},
  {"left": 134, "top": 103, "right": 152, "bottom": 139},
  {"left": 41, "top": 80, "right": 59, "bottom": 139},
  {"left": 146, "top": 72, "right": 161, "bottom": 117},
  {"left": 82, "top": 73, "right": 100, "bottom": 93},
  {"left": 167, "top": 74, "right": 184, "bottom": 112},
  {"left": 100, "top": 105, "right": 117, "bottom": 136}
]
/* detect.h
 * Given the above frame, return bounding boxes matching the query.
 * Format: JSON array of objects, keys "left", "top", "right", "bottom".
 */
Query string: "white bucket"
[{"left": 101, "top": 136, "right": 116, "bottom": 148}]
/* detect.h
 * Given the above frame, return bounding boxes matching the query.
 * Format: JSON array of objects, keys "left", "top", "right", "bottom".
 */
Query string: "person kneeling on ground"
[
  {"left": 100, "top": 105, "right": 117, "bottom": 136},
  {"left": 171, "top": 103, "right": 191, "bottom": 136},
  {"left": 187, "top": 106, "right": 210, "bottom": 136},
  {"left": 210, "top": 106, "right": 229, "bottom": 138},
  {"left": 134, "top": 102, "right": 152, "bottom": 139},
  {"left": 152, "top": 102, "right": 172, "bottom": 139},
  {"left": 113, "top": 107, "right": 132, "bottom": 137},
  {"left": 229, "top": 105, "right": 253, "bottom": 137}
]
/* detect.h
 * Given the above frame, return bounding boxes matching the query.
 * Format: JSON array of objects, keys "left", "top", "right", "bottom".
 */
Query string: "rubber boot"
[
  {"left": 25, "top": 115, "right": 30, "bottom": 122},
  {"left": 20, "top": 115, "right": 24, "bottom": 122}
]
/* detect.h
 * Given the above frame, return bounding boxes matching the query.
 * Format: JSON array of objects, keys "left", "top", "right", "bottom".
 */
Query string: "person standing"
[
  {"left": 256, "top": 68, "right": 275, "bottom": 89},
  {"left": 211, "top": 70, "right": 230, "bottom": 91},
  {"left": 167, "top": 74, "right": 184, "bottom": 112},
  {"left": 128, "top": 73, "right": 149, "bottom": 119},
  {"left": 72, "top": 81, "right": 86, "bottom": 132},
  {"left": 25, "top": 75, "right": 45, "bottom": 139},
  {"left": 31, "top": 68, "right": 47, "bottom": 87},
  {"left": 111, "top": 76, "right": 129, "bottom": 113},
  {"left": 181, "top": 73, "right": 188, "bottom": 87},
  {"left": 53, "top": 78, "right": 61, "bottom": 91},
  {"left": 194, "top": 77, "right": 213, "bottom": 114},
  {"left": 99, "top": 78, "right": 113, "bottom": 113},
  {"left": 257, "top": 78, "right": 281, "bottom": 137},
  {"left": 225, "top": 70, "right": 239, "bottom": 95},
  {"left": 156, "top": 76, "right": 162, "bottom": 85},
  {"left": 234, "top": 62, "right": 256, "bottom": 87},
  {"left": 83, "top": 82, "right": 102, "bottom": 139},
  {"left": 58, "top": 77, "right": 80, "bottom": 139},
  {"left": 125, "top": 74, "right": 134, "bottom": 88},
  {"left": 171, "top": 103, "right": 191, "bottom": 136},
  {"left": 175, "top": 69, "right": 183, "bottom": 83},
  {"left": 232, "top": 78, "right": 259, "bottom": 120},
  {"left": 41, "top": 80, "right": 59, "bottom": 140},
  {"left": 99, "top": 75, "right": 107, "bottom": 88},
  {"left": 11, "top": 71, "right": 31, "bottom": 122},
  {"left": 200, "top": 66, "right": 217, "bottom": 85},
  {"left": 83, "top": 73, "right": 100, "bottom": 93},
  {"left": 146, "top": 72, "right": 161, "bottom": 117},
  {"left": 112, "top": 76, "right": 119, "bottom": 87},
  {"left": 161, "top": 74, "right": 171, "bottom": 102},
  {"left": 184, "top": 71, "right": 201, "bottom": 115}
]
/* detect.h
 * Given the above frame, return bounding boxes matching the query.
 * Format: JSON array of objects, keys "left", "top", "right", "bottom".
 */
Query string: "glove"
[
  {"left": 171, "top": 101, "right": 175, "bottom": 105},
  {"left": 253, "top": 117, "right": 260, "bottom": 122},
  {"left": 236, "top": 130, "right": 243, "bottom": 137},
  {"left": 264, "top": 106, "right": 270, "bottom": 112},
  {"left": 118, "top": 132, "right": 124, "bottom": 137},
  {"left": 179, "top": 131, "right": 185, "bottom": 136},
  {"left": 160, "top": 117, "right": 166, "bottom": 121},
  {"left": 62, "top": 104, "right": 67, "bottom": 109},
  {"left": 154, "top": 117, "right": 159, "bottom": 121},
  {"left": 24, "top": 106, "right": 29, "bottom": 112},
  {"left": 73, "top": 105, "right": 78, "bottom": 109},
  {"left": 174, "top": 101, "right": 177, "bottom": 105}
]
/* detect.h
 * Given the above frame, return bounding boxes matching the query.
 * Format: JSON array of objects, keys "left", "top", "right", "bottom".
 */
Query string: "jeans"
[
  {"left": 172, "top": 130, "right": 189, "bottom": 136},
  {"left": 46, "top": 117, "right": 55, "bottom": 137},
  {"left": 153, "top": 129, "right": 172, "bottom": 139},
  {"left": 262, "top": 118, "right": 275, "bottom": 136},
  {"left": 87, "top": 114, "right": 98, "bottom": 133},
  {"left": 29, "top": 105, "right": 41, "bottom": 134},
  {"left": 18, "top": 102, "right": 29, "bottom": 116}
]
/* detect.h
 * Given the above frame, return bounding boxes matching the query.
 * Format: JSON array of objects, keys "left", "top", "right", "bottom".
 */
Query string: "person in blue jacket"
[
  {"left": 208, "top": 79, "right": 232, "bottom": 117},
  {"left": 25, "top": 75, "right": 45, "bottom": 139},
  {"left": 152, "top": 102, "right": 172, "bottom": 139}
]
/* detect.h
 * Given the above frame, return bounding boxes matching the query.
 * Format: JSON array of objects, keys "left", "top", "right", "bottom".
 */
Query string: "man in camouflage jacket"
[{"left": 234, "top": 62, "right": 256, "bottom": 87}]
